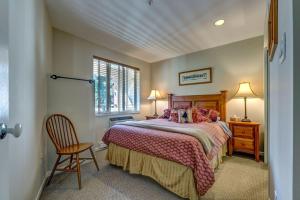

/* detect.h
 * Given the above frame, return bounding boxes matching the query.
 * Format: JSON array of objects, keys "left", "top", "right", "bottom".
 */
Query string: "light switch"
[{"left": 279, "top": 32, "right": 286, "bottom": 64}]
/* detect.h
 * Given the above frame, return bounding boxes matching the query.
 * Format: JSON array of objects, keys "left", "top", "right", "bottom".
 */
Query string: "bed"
[{"left": 102, "top": 91, "right": 229, "bottom": 200}]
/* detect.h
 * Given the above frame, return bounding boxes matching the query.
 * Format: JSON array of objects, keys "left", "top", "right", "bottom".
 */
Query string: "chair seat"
[{"left": 58, "top": 143, "right": 93, "bottom": 155}]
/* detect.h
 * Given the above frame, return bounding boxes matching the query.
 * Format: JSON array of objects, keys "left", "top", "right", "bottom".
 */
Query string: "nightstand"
[
  {"left": 145, "top": 116, "right": 158, "bottom": 120},
  {"left": 228, "top": 121, "right": 260, "bottom": 162}
]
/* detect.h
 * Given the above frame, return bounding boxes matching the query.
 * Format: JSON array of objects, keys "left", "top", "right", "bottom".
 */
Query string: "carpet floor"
[{"left": 40, "top": 151, "right": 268, "bottom": 200}]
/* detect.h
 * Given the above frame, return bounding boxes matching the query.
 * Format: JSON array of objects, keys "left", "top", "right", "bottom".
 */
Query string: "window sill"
[{"left": 95, "top": 111, "right": 140, "bottom": 117}]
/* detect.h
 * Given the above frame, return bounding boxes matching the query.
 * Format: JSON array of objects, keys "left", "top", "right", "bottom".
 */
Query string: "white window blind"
[{"left": 93, "top": 57, "right": 140, "bottom": 115}]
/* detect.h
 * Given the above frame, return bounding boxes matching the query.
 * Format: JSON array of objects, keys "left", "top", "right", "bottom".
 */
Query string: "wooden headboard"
[{"left": 168, "top": 90, "right": 227, "bottom": 121}]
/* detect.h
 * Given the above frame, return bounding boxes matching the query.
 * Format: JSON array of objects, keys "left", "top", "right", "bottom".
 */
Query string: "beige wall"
[
  {"left": 8, "top": 0, "right": 52, "bottom": 199},
  {"left": 151, "top": 36, "right": 265, "bottom": 150},
  {"left": 48, "top": 29, "right": 151, "bottom": 169}
]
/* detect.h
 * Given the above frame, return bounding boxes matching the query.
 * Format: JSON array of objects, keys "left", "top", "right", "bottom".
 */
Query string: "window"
[{"left": 93, "top": 56, "right": 140, "bottom": 115}]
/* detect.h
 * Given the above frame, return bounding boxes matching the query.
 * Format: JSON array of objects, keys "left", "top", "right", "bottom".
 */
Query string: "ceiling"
[{"left": 46, "top": 0, "right": 265, "bottom": 63}]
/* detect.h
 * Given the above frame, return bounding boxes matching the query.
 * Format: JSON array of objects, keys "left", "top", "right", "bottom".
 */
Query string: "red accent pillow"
[
  {"left": 159, "top": 109, "right": 171, "bottom": 119},
  {"left": 192, "top": 107, "right": 199, "bottom": 122},
  {"left": 169, "top": 109, "right": 179, "bottom": 122},
  {"left": 192, "top": 107, "right": 219, "bottom": 123},
  {"left": 208, "top": 109, "right": 219, "bottom": 122},
  {"left": 192, "top": 107, "right": 208, "bottom": 123},
  {"left": 199, "top": 108, "right": 209, "bottom": 116},
  {"left": 197, "top": 114, "right": 210, "bottom": 122}
]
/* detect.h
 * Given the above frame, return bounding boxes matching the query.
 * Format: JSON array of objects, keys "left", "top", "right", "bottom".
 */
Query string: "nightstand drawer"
[
  {"left": 233, "top": 137, "right": 254, "bottom": 152},
  {"left": 233, "top": 126, "right": 254, "bottom": 139}
]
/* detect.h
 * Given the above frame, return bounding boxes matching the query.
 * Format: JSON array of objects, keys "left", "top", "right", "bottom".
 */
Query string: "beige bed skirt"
[{"left": 106, "top": 143, "right": 226, "bottom": 200}]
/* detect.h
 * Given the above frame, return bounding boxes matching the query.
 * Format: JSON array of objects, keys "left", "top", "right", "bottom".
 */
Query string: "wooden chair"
[{"left": 46, "top": 114, "right": 99, "bottom": 189}]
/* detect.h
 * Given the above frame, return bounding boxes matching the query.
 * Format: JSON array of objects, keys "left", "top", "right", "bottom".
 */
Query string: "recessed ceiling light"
[{"left": 214, "top": 19, "right": 225, "bottom": 26}]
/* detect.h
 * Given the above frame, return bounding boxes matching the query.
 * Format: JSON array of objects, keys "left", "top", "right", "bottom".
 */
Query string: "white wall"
[
  {"left": 267, "top": 0, "right": 294, "bottom": 199},
  {"left": 47, "top": 29, "right": 151, "bottom": 169},
  {"left": 151, "top": 36, "right": 265, "bottom": 150},
  {"left": 8, "top": 0, "right": 52, "bottom": 199}
]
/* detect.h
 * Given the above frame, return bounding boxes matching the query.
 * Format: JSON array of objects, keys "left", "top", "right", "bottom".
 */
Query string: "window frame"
[{"left": 93, "top": 56, "right": 141, "bottom": 116}]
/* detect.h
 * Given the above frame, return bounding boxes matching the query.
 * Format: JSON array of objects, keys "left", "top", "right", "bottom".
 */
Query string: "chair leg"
[
  {"left": 89, "top": 147, "right": 99, "bottom": 171},
  {"left": 47, "top": 155, "right": 61, "bottom": 186},
  {"left": 76, "top": 153, "right": 81, "bottom": 189},
  {"left": 69, "top": 154, "right": 73, "bottom": 169}
]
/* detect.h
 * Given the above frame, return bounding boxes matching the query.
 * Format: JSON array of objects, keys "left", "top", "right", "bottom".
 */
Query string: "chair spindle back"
[{"left": 46, "top": 114, "right": 79, "bottom": 152}]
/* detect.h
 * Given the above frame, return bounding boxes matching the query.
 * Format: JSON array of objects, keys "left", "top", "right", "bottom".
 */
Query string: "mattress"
[
  {"left": 106, "top": 143, "right": 227, "bottom": 200},
  {"left": 102, "top": 119, "right": 229, "bottom": 196}
]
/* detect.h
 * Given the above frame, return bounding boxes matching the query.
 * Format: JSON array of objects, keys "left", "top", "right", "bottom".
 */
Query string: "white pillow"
[{"left": 178, "top": 108, "right": 193, "bottom": 123}]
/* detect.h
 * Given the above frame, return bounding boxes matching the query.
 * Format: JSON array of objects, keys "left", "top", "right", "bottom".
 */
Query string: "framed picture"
[
  {"left": 178, "top": 67, "right": 212, "bottom": 86},
  {"left": 268, "top": 0, "right": 278, "bottom": 60}
]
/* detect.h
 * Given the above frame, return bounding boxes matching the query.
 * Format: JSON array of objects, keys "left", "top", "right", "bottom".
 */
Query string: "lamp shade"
[
  {"left": 147, "top": 90, "right": 161, "bottom": 100},
  {"left": 234, "top": 82, "right": 256, "bottom": 98}
]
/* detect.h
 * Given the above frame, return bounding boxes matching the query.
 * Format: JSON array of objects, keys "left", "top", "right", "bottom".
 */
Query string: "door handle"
[{"left": 0, "top": 123, "right": 22, "bottom": 140}]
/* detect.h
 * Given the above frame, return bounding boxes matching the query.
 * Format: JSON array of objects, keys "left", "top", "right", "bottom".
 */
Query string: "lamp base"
[
  {"left": 241, "top": 118, "right": 251, "bottom": 122},
  {"left": 153, "top": 113, "right": 159, "bottom": 117}
]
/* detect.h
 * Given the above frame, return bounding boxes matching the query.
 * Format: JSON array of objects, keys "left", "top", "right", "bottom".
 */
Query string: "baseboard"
[
  {"left": 94, "top": 146, "right": 108, "bottom": 152},
  {"left": 35, "top": 152, "right": 97, "bottom": 200},
  {"left": 93, "top": 141, "right": 107, "bottom": 152},
  {"left": 35, "top": 174, "right": 48, "bottom": 200}
]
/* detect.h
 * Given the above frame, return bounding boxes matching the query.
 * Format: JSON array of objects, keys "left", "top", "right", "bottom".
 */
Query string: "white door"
[
  {"left": 0, "top": 45, "right": 9, "bottom": 200},
  {"left": 0, "top": 0, "right": 10, "bottom": 198}
]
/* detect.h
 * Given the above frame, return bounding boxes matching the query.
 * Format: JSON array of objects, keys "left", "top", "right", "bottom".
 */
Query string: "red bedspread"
[{"left": 102, "top": 119, "right": 228, "bottom": 196}]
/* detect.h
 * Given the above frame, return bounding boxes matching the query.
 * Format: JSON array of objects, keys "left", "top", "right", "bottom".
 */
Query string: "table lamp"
[
  {"left": 234, "top": 82, "right": 256, "bottom": 122},
  {"left": 147, "top": 89, "right": 161, "bottom": 117}
]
